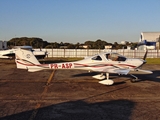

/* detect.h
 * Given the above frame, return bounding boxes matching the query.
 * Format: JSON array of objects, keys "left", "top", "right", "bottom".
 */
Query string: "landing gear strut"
[{"left": 130, "top": 74, "right": 140, "bottom": 83}]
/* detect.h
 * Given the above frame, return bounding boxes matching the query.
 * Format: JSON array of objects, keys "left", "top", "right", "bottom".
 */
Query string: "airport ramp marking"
[
  {"left": 29, "top": 69, "right": 55, "bottom": 120},
  {"left": 46, "top": 69, "right": 55, "bottom": 86}
]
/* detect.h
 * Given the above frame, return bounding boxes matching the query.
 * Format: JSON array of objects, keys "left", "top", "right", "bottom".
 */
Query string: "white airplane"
[
  {"left": 15, "top": 48, "right": 152, "bottom": 85},
  {"left": 0, "top": 49, "right": 15, "bottom": 59},
  {"left": 0, "top": 46, "right": 47, "bottom": 59}
]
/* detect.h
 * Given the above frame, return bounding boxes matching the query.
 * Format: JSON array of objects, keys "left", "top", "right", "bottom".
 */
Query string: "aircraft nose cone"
[
  {"left": 137, "top": 59, "right": 146, "bottom": 68},
  {"left": 128, "top": 58, "right": 145, "bottom": 68}
]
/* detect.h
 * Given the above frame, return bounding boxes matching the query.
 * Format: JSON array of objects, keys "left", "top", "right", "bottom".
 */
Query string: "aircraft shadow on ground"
[
  {"left": 72, "top": 70, "right": 160, "bottom": 84},
  {"left": 128, "top": 70, "right": 160, "bottom": 83},
  {"left": 0, "top": 99, "right": 134, "bottom": 120},
  {"left": 72, "top": 72, "right": 127, "bottom": 85},
  {"left": 72, "top": 72, "right": 102, "bottom": 77}
]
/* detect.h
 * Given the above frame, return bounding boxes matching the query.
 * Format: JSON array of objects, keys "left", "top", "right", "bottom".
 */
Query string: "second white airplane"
[{"left": 15, "top": 49, "right": 152, "bottom": 85}]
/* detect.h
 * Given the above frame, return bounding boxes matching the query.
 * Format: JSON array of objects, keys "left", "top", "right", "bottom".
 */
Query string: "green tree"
[
  {"left": 8, "top": 37, "right": 49, "bottom": 48},
  {"left": 67, "top": 44, "right": 75, "bottom": 49},
  {"left": 94, "top": 39, "right": 107, "bottom": 49},
  {"left": 84, "top": 41, "right": 95, "bottom": 49}
]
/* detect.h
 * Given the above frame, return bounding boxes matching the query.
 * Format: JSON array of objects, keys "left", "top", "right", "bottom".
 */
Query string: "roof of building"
[{"left": 141, "top": 32, "right": 160, "bottom": 41}]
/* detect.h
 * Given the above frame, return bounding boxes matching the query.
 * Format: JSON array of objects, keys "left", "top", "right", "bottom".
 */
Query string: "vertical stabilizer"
[{"left": 15, "top": 48, "right": 42, "bottom": 71}]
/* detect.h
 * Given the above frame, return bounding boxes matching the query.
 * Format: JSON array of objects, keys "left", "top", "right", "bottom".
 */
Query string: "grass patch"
[
  {"left": 40, "top": 57, "right": 83, "bottom": 63},
  {"left": 146, "top": 58, "right": 160, "bottom": 64}
]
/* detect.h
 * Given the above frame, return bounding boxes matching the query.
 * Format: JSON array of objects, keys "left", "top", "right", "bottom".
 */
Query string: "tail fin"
[{"left": 15, "top": 48, "right": 46, "bottom": 72}]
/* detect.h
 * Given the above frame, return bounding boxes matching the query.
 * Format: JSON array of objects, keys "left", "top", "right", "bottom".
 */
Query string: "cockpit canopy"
[
  {"left": 92, "top": 55, "right": 102, "bottom": 61},
  {"left": 106, "top": 53, "right": 126, "bottom": 61},
  {"left": 91, "top": 53, "right": 126, "bottom": 61}
]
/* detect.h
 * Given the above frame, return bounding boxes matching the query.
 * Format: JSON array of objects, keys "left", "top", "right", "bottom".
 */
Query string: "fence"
[{"left": 35, "top": 49, "right": 160, "bottom": 58}]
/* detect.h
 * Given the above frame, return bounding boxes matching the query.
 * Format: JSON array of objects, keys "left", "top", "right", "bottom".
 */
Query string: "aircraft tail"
[{"left": 15, "top": 48, "right": 48, "bottom": 72}]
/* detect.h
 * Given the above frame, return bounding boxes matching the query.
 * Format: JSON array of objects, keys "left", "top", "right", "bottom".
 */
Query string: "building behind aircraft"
[
  {"left": 139, "top": 32, "right": 160, "bottom": 50},
  {"left": 0, "top": 41, "right": 7, "bottom": 50}
]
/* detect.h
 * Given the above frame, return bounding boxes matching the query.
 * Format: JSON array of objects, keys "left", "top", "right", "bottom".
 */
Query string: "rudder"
[{"left": 15, "top": 48, "right": 41, "bottom": 70}]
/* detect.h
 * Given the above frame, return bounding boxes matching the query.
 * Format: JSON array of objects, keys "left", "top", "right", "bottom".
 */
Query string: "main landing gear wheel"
[
  {"left": 98, "top": 73, "right": 114, "bottom": 85},
  {"left": 99, "top": 79, "right": 114, "bottom": 85}
]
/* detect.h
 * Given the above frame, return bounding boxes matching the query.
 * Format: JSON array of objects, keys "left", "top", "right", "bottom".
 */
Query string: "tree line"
[{"left": 7, "top": 37, "right": 138, "bottom": 49}]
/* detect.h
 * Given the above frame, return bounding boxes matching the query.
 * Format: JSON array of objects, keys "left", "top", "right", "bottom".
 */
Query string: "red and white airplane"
[{"left": 15, "top": 48, "right": 152, "bottom": 85}]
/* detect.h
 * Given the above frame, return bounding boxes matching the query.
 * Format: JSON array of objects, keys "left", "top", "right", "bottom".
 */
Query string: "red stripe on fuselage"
[
  {"left": 16, "top": 60, "right": 49, "bottom": 68},
  {"left": 74, "top": 63, "right": 136, "bottom": 68}
]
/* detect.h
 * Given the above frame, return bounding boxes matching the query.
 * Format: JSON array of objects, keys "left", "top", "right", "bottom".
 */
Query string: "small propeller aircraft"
[
  {"left": 0, "top": 46, "right": 47, "bottom": 59},
  {"left": 15, "top": 48, "right": 152, "bottom": 85}
]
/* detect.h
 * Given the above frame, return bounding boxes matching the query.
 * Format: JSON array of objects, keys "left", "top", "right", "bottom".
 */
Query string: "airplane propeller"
[{"left": 143, "top": 50, "right": 148, "bottom": 61}]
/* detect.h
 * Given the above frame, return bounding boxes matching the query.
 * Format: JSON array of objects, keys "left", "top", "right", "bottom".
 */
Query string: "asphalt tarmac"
[{"left": 0, "top": 60, "right": 160, "bottom": 120}]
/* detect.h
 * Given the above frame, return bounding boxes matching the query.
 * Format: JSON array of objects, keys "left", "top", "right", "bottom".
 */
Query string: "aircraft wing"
[
  {"left": 90, "top": 64, "right": 152, "bottom": 75},
  {"left": 91, "top": 66, "right": 130, "bottom": 75},
  {"left": 129, "top": 69, "right": 153, "bottom": 74},
  {"left": 103, "top": 68, "right": 130, "bottom": 75},
  {"left": 107, "top": 65, "right": 152, "bottom": 75}
]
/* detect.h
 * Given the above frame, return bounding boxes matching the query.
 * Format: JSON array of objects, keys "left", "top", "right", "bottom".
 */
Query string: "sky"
[{"left": 1, "top": 0, "right": 160, "bottom": 44}]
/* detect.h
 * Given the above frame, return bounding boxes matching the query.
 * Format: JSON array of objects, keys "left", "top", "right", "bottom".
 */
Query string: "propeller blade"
[{"left": 143, "top": 50, "right": 148, "bottom": 60}]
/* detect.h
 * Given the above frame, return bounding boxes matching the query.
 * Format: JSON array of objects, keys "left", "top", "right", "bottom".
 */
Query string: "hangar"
[{"left": 139, "top": 32, "right": 160, "bottom": 50}]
